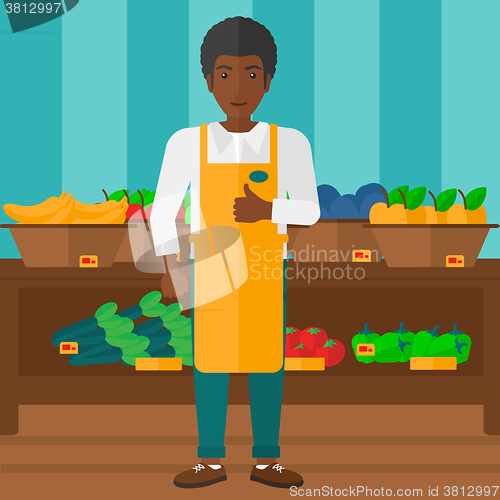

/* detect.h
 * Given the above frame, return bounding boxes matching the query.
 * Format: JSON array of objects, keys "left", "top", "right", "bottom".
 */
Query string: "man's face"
[{"left": 207, "top": 55, "right": 271, "bottom": 118}]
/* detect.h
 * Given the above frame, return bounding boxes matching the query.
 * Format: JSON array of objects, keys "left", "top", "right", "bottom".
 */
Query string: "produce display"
[
  {"left": 52, "top": 292, "right": 193, "bottom": 368},
  {"left": 351, "top": 322, "right": 471, "bottom": 365},
  {"left": 369, "top": 186, "right": 487, "bottom": 224},
  {"left": 317, "top": 183, "right": 386, "bottom": 219},
  {"left": 105, "top": 188, "right": 191, "bottom": 224},
  {"left": 3, "top": 190, "right": 129, "bottom": 225},
  {"left": 285, "top": 326, "right": 345, "bottom": 367}
]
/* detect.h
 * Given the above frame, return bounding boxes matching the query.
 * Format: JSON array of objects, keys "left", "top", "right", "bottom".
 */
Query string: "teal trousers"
[{"left": 191, "top": 260, "right": 287, "bottom": 459}]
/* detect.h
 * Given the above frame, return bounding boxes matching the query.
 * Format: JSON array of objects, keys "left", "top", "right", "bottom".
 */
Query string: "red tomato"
[
  {"left": 286, "top": 342, "right": 315, "bottom": 358},
  {"left": 301, "top": 327, "right": 328, "bottom": 350},
  {"left": 286, "top": 326, "right": 302, "bottom": 351},
  {"left": 316, "top": 339, "right": 345, "bottom": 367}
]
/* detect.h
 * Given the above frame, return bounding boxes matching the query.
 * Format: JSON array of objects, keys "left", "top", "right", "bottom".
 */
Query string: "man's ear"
[
  {"left": 207, "top": 74, "right": 213, "bottom": 93},
  {"left": 264, "top": 75, "right": 271, "bottom": 93}
]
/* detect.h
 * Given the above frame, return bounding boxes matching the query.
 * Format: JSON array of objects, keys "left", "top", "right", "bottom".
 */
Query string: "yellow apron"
[{"left": 192, "top": 123, "right": 287, "bottom": 374}]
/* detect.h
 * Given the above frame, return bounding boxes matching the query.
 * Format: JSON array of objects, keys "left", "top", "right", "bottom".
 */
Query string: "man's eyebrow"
[
  {"left": 216, "top": 65, "right": 233, "bottom": 70},
  {"left": 245, "top": 65, "right": 262, "bottom": 71}
]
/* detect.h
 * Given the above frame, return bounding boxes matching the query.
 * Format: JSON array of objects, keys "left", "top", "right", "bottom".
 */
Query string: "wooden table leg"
[
  {"left": 0, "top": 400, "right": 19, "bottom": 435},
  {"left": 483, "top": 401, "right": 500, "bottom": 436}
]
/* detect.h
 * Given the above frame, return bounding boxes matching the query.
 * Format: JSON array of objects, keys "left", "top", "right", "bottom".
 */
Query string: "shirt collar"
[{"left": 209, "top": 122, "right": 269, "bottom": 155}]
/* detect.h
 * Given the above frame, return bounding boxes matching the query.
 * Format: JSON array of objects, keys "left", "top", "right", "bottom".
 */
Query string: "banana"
[
  {"left": 73, "top": 200, "right": 128, "bottom": 224},
  {"left": 43, "top": 199, "right": 76, "bottom": 224},
  {"left": 73, "top": 196, "right": 125, "bottom": 220},
  {"left": 3, "top": 191, "right": 71, "bottom": 224}
]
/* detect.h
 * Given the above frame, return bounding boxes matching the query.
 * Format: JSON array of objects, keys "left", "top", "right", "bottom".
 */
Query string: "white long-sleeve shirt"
[{"left": 150, "top": 122, "right": 320, "bottom": 258}]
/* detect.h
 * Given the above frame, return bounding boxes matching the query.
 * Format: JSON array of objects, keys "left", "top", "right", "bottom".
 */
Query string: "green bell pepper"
[
  {"left": 455, "top": 333, "right": 471, "bottom": 364},
  {"left": 374, "top": 333, "right": 402, "bottom": 363},
  {"left": 412, "top": 330, "right": 433, "bottom": 357},
  {"left": 352, "top": 323, "right": 379, "bottom": 364},
  {"left": 426, "top": 333, "right": 457, "bottom": 358},
  {"left": 398, "top": 332, "right": 415, "bottom": 362}
]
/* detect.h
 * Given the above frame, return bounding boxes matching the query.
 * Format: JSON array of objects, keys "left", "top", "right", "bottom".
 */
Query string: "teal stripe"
[
  {"left": 62, "top": 0, "right": 127, "bottom": 203},
  {"left": 315, "top": 0, "right": 380, "bottom": 193},
  {"left": 0, "top": 14, "right": 62, "bottom": 258},
  {"left": 380, "top": 0, "right": 442, "bottom": 197},
  {"left": 127, "top": 1, "right": 189, "bottom": 194},
  {"left": 188, "top": 0, "right": 253, "bottom": 127},
  {"left": 442, "top": 0, "right": 500, "bottom": 258},
  {"left": 253, "top": 0, "right": 314, "bottom": 152}
]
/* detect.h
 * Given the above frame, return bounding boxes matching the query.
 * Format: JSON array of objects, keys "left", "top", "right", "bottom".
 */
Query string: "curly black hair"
[{"left": 201, "top": 16, "right": 277, "bottom": 88}]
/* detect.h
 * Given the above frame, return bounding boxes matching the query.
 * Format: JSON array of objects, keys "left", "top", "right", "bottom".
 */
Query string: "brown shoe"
[
  {"left": 250, "top": 463, "right": 304, "bottom": 488},
  {"left": 174, "top": 463, "right": 227, "bottom": 489}
]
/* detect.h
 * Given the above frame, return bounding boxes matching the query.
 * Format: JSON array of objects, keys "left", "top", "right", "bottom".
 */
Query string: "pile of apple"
[
  {"left": 102, "top": 189, "right": 191, "bottom": 223},
  {"left": 286, "top": 326, "right": 345, "bottom": 367},
  {"left": 369, "top": 186, "right": 487, "bottom": 224}
]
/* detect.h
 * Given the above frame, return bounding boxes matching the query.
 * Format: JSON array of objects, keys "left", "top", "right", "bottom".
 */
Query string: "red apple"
[
  {"left": 126, "top": 204, "right": 144, "bottom": 219},
  {"left": 176, "top": 205, "right": 186, "bottom": 220},
  {"left": 144, "top": 204, "right": 153, "bottom": 219}
]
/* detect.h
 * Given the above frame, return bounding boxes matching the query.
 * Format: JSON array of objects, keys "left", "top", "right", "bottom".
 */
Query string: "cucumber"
[
  {"left": 69, "top": 349, "right": 122, "bottom": 366},
  {"left": 168, "top": 336, "right": 191, "bottom": 349},
  {"left": 73, "top": 343, "right": 117, "bottom": 359},
  {"left": 105, "top": 334, "right": 139, "bottom": 348},
  {"left": 172, "top": 343, "right": 192, "bottom": 356},
  {"left": 98, "top": 314, "right": 127, "bottom": 330},
  {"left": 160, "top": 303, "right": 182, "bottom": 323},
  {"left": 139, "top": 291, "right": 162, "bottom": 310},
  {"left": 142, "top": 303, "right": 168, "bottom": 318},
  {"left": 133, "top": 317, "right": 163, "bottom": 335},
  {"left": 105, "top": 318, "right": 134, "bottom": 336},
  {"left": 147, "top": 345, "right": 175, "bottom": 357},
  {"left": 145, "top": 331, "right": 171, "bottom": 351},
  {"left": 122, "top": 352, "right": 151, "bottom": 366},
  {"left": 116, "top": 305, "right": 143, "bottom": 321},
  {"left": 94, "top": 302, "right": 118, "bottom": 322},
  {"left": 52, "top": 317, "right": 98, "bottom": 345},
  {"left": 75, "top": 330, "right": 106, "bottom": 346},
  {"left": 181, "top": 356, "right": 193, "bottom": 367},
  {"left": 165, "top": 316, "right": 189, "bottom": 330},
  {"left": 170, "top": 325, "right": 191, "bottom": 339},
  {"left": 122, "top": 336, "right": 150, "bottom": 356}
]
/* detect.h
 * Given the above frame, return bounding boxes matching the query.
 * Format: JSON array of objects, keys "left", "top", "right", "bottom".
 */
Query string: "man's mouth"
[{"left": 230, "top": 102, "right": 247, "bottom": 106}]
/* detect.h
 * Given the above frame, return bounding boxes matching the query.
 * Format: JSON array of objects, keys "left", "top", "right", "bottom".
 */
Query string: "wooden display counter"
[{"left": 1, "top": 259, "right": 499, "bottom": 435}]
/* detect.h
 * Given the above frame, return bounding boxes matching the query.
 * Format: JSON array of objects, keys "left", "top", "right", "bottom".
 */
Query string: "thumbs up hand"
[{"left": 233, "top": 184, "right": 273, "bottom": 223}]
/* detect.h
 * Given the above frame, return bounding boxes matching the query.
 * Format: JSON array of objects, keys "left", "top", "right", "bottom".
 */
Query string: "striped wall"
[
  {"left": 62, "top": 0, "right": 127, "bottom": 203},
  {"left": 315, "top": 0, "right": 380, "bottom": 193},
  {"left": 1, "top": 1, "right": 500, "bottom": 258},
  {"left": 442, "top": 0, "right": 500, "bottom": 257},
  {"left": 0, "top": 11, "right": 62, "bottom": 259}
]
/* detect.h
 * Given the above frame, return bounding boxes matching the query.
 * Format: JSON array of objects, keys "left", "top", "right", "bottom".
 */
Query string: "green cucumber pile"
[{"left": 52, "top": 291, "right": 193, "bottom": 367}]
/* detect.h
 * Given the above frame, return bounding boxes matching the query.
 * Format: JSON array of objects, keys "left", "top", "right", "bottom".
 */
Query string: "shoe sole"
[
  {"left": 250, "top": 475, "right": 304, "bottom": 489},
  {"left": 174, "top": 475, "right": 227, "bottom": 489}
]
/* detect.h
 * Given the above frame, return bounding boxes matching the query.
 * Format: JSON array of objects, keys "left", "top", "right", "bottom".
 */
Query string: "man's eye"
[
  {"left": 250, "top": 73, "right": 256, "bottom": 79},
  {"left": 221, "top": 73, "right": 228, "bottom": 79}
]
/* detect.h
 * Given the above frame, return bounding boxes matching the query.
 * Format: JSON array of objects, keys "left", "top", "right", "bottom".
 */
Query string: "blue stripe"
[
  {"left": 380, "top": 0, "right": 442, "bottom": 197},
  {"left": 0, "top": 14, "right": 62, "bottom": 258},
  {"left": 253, "top": 0, "right": 315, "bottom": 152},
  {"left": 442, "top": 0, "right": 500, "bottom": 258},
  {"left": 127, "top": 1, "right": 189, "bottom": 194},
  {"left": 314, "top": 0, "right": 380, "bottom": 193},
  {"left": 62, "top": 0, "right": 127, "bottom": 203},
  {"left": 188, "top": 0, "right": 253, "bottom": 127}
]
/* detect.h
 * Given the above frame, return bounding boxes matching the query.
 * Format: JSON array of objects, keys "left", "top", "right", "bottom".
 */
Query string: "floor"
[{"left": 0, "top": 405, "right": 498, "bottom": 500}]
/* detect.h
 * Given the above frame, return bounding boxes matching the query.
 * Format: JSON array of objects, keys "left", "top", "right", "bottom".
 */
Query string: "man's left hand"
[{"left": 233, "top": 183, "right": 273, "bottom": 223}]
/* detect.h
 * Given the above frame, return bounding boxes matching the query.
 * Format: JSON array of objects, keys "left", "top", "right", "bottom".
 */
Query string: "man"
[{"left": 151, "top": 16, "right": 319, "bottom": 489}]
